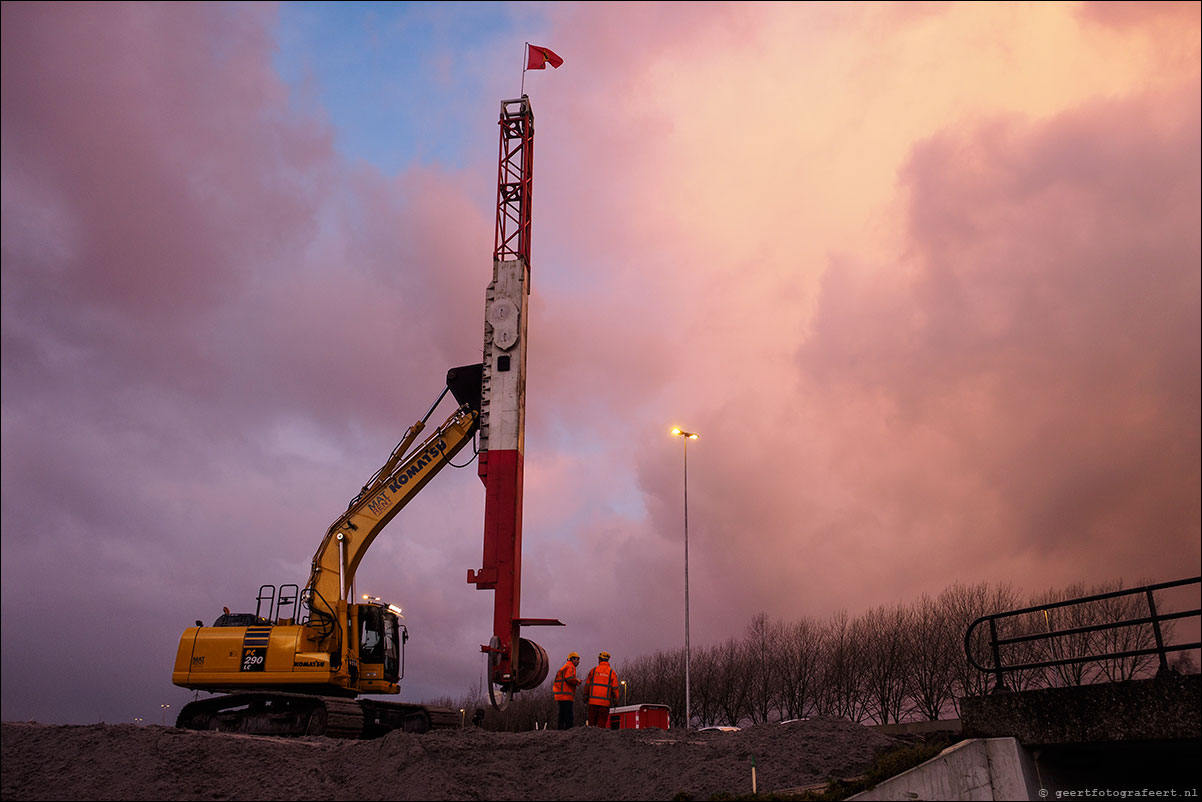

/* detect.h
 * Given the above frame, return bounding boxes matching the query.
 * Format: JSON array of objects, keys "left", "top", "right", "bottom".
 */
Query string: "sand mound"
[{"left": 1, "top": 716, "right": 901, "bottom": 801}]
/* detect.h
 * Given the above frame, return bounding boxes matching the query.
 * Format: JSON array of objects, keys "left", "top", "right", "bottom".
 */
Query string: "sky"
[{"left": 2, "top": 1, "right": 1199, "bottom": 726}]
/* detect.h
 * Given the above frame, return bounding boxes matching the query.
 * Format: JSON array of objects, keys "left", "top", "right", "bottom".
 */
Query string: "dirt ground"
[{"left": 0, "top": 716, "right": 901, "bottom": 801}]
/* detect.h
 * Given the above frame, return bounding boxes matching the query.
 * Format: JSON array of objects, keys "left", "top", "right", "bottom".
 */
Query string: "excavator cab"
[
  {"left": 350, "top": 601, "right": 408, "bottom": 697},
  {"left": 354, "top": 602, "right": 406, "bottom": 691}
]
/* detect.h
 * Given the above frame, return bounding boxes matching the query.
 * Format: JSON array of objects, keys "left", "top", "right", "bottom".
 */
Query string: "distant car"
[{"left": 698, "top": 725, "right": 740, "bottom": 732}]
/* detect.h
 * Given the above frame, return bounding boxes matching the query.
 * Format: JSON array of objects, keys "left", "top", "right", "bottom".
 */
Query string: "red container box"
[{"left": 607, "top": 704, "right": 671, "bottom": 730}]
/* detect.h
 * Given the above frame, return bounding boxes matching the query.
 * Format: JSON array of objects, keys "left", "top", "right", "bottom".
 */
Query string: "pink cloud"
[
  {"left": 2, "top": 1, "right": 1198, "bottom": 725},
  {"left": 3, "top": 3, "right": 328, "bottom": 322},
  {"left": 0, "top": 2, "right": 495, "bottom": 722},
  {"left": 789, "top": 82, "right": 1200, "bottom": 593},
  {"left": 520, "top": 2, "right": 1200, "bottom": 652}
]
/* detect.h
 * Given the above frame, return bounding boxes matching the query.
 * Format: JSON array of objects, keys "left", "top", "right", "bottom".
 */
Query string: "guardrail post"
[
  {"left": 1145, "top": 588, "right": 1172, "bottom": 676},
  {"left": 988, "top": 618, "right": 1009, "bottom": 693}
]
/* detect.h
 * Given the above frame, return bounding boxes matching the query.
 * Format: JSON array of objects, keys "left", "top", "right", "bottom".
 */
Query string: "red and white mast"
[{"left": 468, "top": 95, "right": 560, "bottom": 705}]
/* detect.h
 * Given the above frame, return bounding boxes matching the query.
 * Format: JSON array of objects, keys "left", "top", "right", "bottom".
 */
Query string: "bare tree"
[
  {"left": 617, "top": 653, "right": 655, "bottom": 711},
  {"left": 712, "top": 636, "right": 750, "bottom": 726},
  {"left": 1030, "top": 582, "right": 1100, "bottom": 687},
  {"left": 998, "top": 607, "right": 1049, "bottom": 692},
  {"left": 689, "top": 643, "right": 721, "bottom": 727},
  {"left": 1093, "top": 580, "right": 1159, "bottom": 682},
  {"left": 859, "top": 604, "right": 912, "bottom": 724},
  {"left": 617, "top": 653, "right": 646, "bottom": 700},
  {"left": 778, "top": 617, "right": 824, "bottom": 721},
  {"left": 1169, "top": 651, "right": 1198, "bottom": 675},
  {"left": 907, "top": 592, "right": 957, "bottom": 720},
  {"left": 744, "top": 612, "right": 785, "bottom": 723},
  {"left": 946, "top": 581, "right": 1022, "bottom": 713},
  {"left": 819, "top": 609, "right": 869, "bottom": 722},
  {"left": 620, "top": 649, "right": 685, "bottom": 722},
  {"left": 652, "top": 648, "right": 686, "bottom": 723}
]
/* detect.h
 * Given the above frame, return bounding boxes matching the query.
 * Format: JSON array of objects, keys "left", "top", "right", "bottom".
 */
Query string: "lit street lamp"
[
  {"left": 621, "top": 680, "right": 627, "bottom": 706},
  {"left": 160, "top": 703, "right": 171, "bottom": 726},
  {"left": 460, "top": 708, "right": 466, "bottom": 729},
  {"left": 670, "top": 426, "right": 699, "bottom": 730}
]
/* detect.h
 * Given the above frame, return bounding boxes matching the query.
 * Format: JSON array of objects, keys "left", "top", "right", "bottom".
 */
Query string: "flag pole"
[{"left": 521, "top": 42, "right": 527, "bottom": 96}]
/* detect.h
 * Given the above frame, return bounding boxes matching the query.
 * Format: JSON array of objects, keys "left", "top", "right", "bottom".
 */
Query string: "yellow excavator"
[{"left": 172, "top": 365, "right": 483, "bottom": 737}]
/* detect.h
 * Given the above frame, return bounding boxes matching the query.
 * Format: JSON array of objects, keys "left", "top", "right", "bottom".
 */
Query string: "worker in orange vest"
[
  {"left": 584, "top": 651, "right": 619, "bottom": 728},
  {"left": 552, "top": 651, "right": 582, "bottom": 729}
]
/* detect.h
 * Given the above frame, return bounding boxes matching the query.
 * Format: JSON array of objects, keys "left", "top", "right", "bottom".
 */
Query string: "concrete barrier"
[
  {"left": 871, "top": 719, "right": 963, "bottom": 737},
  {"left": 849, "top": 738, "right": 1040, "bottom": 801},
  {"left": 961, "top": 673, "right": 1200, "bottom": 745}
]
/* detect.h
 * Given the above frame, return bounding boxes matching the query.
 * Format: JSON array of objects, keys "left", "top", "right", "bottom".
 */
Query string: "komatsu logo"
[
  {"left": 365, "top": 440, "right": 448, "bottom": 516},
  {"left": 386, "top": 441, "right": 446, "bottom": 493},
  {"left": 294, "top": 660, "right": 326, "bottom": 668}
]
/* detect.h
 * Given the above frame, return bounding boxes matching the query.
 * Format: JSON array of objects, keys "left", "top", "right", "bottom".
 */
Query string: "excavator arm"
[{"left": 306, "top": 365, "right": 482, "bottom": 611}]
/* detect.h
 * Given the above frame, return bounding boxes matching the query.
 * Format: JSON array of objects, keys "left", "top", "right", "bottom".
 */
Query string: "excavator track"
[
  {"left": 320, "top": 697, "right": 368, "bottom": 738},
  {"left": 177, "top": 693, "right": 461, "bottom": 738},
  {"left": 176, "top": 693, "right": 364, "bottom": 738},
  {"left": 425, "top": 706, "right": 465, "bottom": 730},
  {"left": 359, "top": 700, "right": 462, "bottom": 735}
]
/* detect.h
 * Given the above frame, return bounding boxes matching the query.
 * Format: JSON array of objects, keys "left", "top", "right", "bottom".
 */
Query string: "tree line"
[{"left": 437, "top": 578, "right": 1196, "bottom": 731}]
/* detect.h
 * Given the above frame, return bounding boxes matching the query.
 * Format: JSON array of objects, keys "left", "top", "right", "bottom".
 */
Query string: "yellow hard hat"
[
  {"left": 568, "top": 652, "right": 579, "bottom": 660},
  {"left": 599, "top": 651, "right": 611, "bottom": 661}
]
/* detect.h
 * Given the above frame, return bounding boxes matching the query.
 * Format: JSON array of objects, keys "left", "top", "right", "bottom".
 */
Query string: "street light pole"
[{"left": 670, "top": 427, "right": 698, "bottom": 730}]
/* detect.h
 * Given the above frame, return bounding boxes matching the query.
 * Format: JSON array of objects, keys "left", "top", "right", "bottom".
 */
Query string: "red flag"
[{"left": 526, "top": 45, "right": 564, "bottom": 70}]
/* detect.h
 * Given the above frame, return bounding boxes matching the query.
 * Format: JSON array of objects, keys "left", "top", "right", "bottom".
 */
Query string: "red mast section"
[{"left": 468, "top": 96, "right": 562, "bottom": 706}]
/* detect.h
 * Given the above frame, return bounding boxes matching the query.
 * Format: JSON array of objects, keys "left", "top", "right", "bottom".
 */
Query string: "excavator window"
[
  {"left": 382, "top": 614, "right": 400, "bottom": 683},
  {"left": 359, "top": 605, "right": 385, "bottom": 662},
  {"left": 358, "top": 605, "right": 400, "bottom": 682},
  {"left": 361, "top": 625, "right": 382, "bottom": 657}
]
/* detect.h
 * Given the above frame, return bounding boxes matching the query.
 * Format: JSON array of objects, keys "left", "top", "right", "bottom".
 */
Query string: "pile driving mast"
[{"left": 468, "top": 95, "right": 563, "bottom": 707}]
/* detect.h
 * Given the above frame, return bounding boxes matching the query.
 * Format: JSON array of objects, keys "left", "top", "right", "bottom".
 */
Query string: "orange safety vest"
[
  {"left": 552, "top": 660, "right": 580, "bottom": 701},
  {"left": 585, "top": 661, "right": 618, "bottom": 707}
]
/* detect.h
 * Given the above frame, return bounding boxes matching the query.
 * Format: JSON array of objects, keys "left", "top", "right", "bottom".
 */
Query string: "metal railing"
[{"left": 965, "top": 576, "right": 1201, "bottom": 692}]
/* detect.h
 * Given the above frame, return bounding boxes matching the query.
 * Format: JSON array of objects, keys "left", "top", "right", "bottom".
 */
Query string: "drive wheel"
[
  {"left": 402, "top": 710, "right": 431, "bottom": 733},
  {"left": 487, "top": 636, "right": 516, "bottom": 711},
  {"left": 305, "top": 706, "right": 327, "bottom": 736}
]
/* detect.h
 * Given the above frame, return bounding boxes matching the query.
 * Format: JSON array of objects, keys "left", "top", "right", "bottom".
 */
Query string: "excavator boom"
[{"left": 307, "top": 365, "right": 481, "bottom": 610}]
